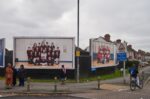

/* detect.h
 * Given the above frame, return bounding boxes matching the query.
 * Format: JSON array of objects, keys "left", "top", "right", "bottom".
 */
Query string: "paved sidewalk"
[
  {"left": 70, "top": 78, "right": 150, "bottom": 99},
  {"left": 0, "top": 76, "right": 130, "bottom": 94}
]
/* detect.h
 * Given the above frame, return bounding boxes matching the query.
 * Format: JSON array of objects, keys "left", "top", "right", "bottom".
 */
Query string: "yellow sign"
[{"left": 76, "top": 51, "right": 80, "bottom": 57}]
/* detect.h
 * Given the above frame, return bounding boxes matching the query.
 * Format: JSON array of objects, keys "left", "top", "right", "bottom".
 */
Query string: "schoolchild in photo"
[{"left": 26, "top": 40, "right": 61, "bottom": 67}]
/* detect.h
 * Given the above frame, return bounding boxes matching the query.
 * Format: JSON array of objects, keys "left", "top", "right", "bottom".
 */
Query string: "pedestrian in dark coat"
[
  {"left": 18, "top": 64, "right": 26, "bottom": 87},
  {"left": 60, "top": 65, "right": 66, "bottom": 85},
  {"left": 12, "top": 66, "right": 17, "bottom": 86}
]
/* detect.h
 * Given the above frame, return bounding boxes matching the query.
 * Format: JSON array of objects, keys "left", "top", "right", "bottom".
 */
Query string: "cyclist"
[{"left": 129, "top": 63, "right": 139, "bottom": 86}]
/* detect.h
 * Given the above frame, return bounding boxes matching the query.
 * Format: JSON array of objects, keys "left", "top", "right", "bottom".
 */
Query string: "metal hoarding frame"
[
  {"left": 0, "top": 38, "right": 5, "bottom": 68},
  {"left": 90, "top": 38, "right": 117, "bottom": 69},
  {"left": 13, "top": 36, "right": 75, "bottom": 70}
]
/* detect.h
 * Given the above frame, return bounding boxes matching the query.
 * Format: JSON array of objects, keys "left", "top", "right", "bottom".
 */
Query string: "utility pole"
[{"left": 77, "top": 0, "right": 80, "bottom": 83}]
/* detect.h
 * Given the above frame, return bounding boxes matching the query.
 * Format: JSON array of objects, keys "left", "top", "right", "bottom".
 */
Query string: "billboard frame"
[
  {"left": 90, "top": 38, "right": 117, "bottom": 69},
  {"left": 13, "top": 36, "right": 75, "bottom": 69},
  {"left": 0, "top": 38, "right": 5, "bottom": 68}
]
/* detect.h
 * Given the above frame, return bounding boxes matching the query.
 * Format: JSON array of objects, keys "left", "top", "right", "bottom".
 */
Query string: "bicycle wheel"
[
  {"left": 130, "top": 81, "right": 136, "bottom": 91},
  {"left": 139, "top": 79, "right": 143, "bottom": 89}
]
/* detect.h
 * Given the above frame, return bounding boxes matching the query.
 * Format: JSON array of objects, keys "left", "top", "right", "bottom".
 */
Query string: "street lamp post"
[{"left": 77, "top": 0, "right": 80, "bottom": 83}]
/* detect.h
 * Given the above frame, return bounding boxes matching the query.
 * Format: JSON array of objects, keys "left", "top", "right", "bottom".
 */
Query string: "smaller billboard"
[
  {"left": 90, "top": 37, "right": 117, "bottom": 68},
  {"left": 0, "top": 38, "right": 5, "bottom": 67}
]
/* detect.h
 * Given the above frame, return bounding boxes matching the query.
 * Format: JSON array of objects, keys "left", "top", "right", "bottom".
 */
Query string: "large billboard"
[
  {"left": 0, "top": 38, "right": 5, "bottom": 68},
  {"left": 90, "top": 37, "right": 117, "bottom": 68},
  {"left": 14, "top": 37, "right": 75, "bottom": 69}
]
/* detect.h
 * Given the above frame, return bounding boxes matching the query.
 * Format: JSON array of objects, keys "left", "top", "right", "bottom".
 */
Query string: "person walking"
[
  {"left": 60, "top": 65, "right": 66, "bottom": 85},
  {"left": 18, "top": 64, "right": 26, "bottom": 87},
  {"left": 5, "top": 63, "right": 13, "bottom": 89}
]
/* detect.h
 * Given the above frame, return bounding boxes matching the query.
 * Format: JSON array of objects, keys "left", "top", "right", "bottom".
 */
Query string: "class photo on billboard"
[{"left": 14, "top": 37, "right": 75, "bottom": 69}]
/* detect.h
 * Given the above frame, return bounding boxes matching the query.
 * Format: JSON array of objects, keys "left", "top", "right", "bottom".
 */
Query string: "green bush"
[
  {"left": 126, "top": 60, "right": 139, "bottom": 68},
  {"left": 148, "top": 61, "right": 150, "bottom": 64}
]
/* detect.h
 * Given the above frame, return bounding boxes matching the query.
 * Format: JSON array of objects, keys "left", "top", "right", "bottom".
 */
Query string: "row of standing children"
[
  {"left": 97, "top": 46, "right": 110, "bottom": 64},
  {"left": 5, "top": 63, "right": 26, "bottom": 89},
  {"left": 27, "top": 42, "right": 60, "bottom": 66}
]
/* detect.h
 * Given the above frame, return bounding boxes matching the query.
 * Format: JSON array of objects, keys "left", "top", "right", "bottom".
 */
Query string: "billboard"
[
  {"left": 14, "top": 37, "right": 75, "bottom": 69},
  {"left": 90, "top": 37, "right": 117, "bottom": 68},
  {"left": 0, "top": 38, "right": 5, "bottom": 68}
]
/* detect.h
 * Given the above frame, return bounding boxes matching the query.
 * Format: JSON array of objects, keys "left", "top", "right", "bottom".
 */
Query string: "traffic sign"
[
  {"left": 117, "top": 52, "right": 127, "bottom": 61},
  {"left": 76, "top": 51, "right": 80, "bottom": 57},
  {"left": 119, "top": 43, "right": 125, "bottom": 52}
]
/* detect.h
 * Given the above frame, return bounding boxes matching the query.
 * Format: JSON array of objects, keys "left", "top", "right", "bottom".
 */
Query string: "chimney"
[
  {"left": 116, "top": 39, "right": 121, "bottom": 43},
  {"left": 104, "top": 34, "right": 110, "bottom": 42},
  {"left": 128, "top": 45, "right": 132, "bottom": 49}
]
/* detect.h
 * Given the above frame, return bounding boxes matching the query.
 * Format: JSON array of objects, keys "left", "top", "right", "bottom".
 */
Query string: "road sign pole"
[{"left": 123, "top": 61, "right": 126, "bottom": 84}]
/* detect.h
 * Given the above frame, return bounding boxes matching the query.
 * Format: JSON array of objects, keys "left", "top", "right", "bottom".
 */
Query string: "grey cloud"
[
  {"left": 78, "top": 0, "right": 150, "bottom": 51},
  {"left": 0, "top": 0, "right": 76, "bottom": 28},
  {"left": 20, "top": 0, "right": 76, "bottom": 21},
  {"left": 0, "top": 0, "right": 150, "bottom": 52}
]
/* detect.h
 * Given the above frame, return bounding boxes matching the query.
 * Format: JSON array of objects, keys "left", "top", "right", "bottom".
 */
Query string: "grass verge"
[{"left": 0, "top": 69, "right": 129, "bottom": 83}]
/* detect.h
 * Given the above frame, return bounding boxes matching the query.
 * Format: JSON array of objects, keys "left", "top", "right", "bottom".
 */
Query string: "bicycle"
[{"left": 130, "top": 73, "right": 144, "bottom": 91}]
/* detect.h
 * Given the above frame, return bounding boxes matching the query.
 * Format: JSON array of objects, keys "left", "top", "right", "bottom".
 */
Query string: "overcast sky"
[{"left": 0, "top": 0, "right": 150, "bottom": 52}]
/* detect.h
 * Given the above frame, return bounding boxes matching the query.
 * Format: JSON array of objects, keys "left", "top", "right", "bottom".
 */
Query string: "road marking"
[
  {"left": 118, "top": 88, "right": 128, "bottom": 92},
  {"left": 126, "top": 91, "right": 150, "bottom": 97},
  {"left": 0, "top": 94, "right": 17, "bottom": 98}
]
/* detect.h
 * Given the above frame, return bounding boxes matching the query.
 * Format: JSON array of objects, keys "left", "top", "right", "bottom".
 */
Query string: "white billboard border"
[
  {"left": 90, "top": 38, "right": 117, "bottom": 69},
  {"left": 13, "top": 36, "right": 75, "bottom": 70}
]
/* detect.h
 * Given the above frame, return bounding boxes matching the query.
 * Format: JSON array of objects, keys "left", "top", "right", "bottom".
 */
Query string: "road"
[
  {"left": 1, "top": 83, "right": 150, "bottom": 99},
  {"left": 70, "top": 66, "right": 150, "bottom": 99},
  {"left": 98, "top": 81, "right": 150, "bottom": 99},
  {"left": 0, "top": 95, "right": 86, "bottom": 99}
]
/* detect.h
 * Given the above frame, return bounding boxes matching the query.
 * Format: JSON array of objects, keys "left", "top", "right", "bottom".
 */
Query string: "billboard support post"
[{"left": 77, "top": 0, "right": 80, "bottom": 83}]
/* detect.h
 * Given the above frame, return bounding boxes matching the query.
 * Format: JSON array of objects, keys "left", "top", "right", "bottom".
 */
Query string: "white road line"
[
  {"left": 118, "top": 88, "right": 128, "bottom": 92},
  {"left": 125, "top": 91, "right": 150, "bottom": 97},
  {"left": 0, "top": 95, "right": 3, "bottom": 97}
]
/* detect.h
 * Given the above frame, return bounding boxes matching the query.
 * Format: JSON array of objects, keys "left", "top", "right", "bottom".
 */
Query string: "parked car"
[{"left": 140, "top": 61, "right": 149, "bottom": 67}]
